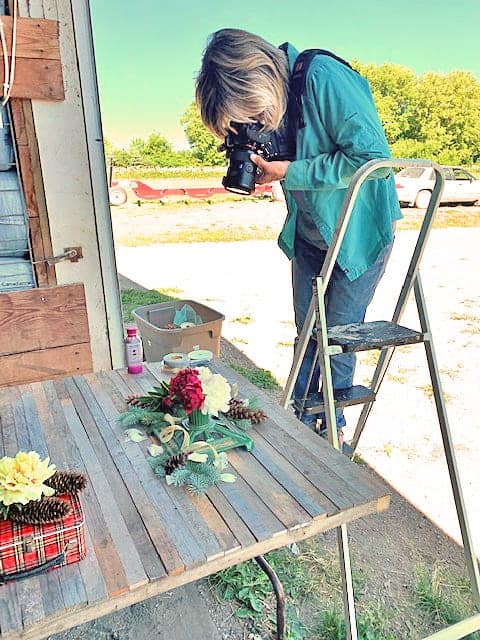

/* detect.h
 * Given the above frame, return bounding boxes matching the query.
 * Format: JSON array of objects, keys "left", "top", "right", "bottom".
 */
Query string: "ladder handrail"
[
  {"left": 281, "top": 157, "right": 445, "bottom": 408},
  {"left": 319, "top": 158, "right": 445, "bottom": 289}
]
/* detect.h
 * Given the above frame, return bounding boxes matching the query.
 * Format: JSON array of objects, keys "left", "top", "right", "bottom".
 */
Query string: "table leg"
[{"left": 255, "top": 555, "right": 286, "bottom": 640}]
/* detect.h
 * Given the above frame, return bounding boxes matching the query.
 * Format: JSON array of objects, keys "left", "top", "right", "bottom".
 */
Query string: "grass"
[
  {"left": 417, "top": 383, "right": 434, "bottom": 399},
  {"left": 397, "top": 207, "right": 480, "bottom": 231},
  {"left": 449, "top": 312, "right": 480, "bottom": 336},
  {"left": 413, "top": 563, "right": 480, "bottom": 637},
  {"left": 312, "top": 604, "right": 396, "bottom": 640},
  {"left": 120, "top": 288, "right": 178, "bottom": 322},
  {"left": 210, "top": 542, "right": 394, "bottom": 640},
  {"left": 387, "top": 373, "right": 407, "bottom": 384},
  {"left": 115, "top": 166, "right": 226, "bottom": 180},
  {"left": 357, "top": 349, "right": 380, "bottom": 367},
  {"left": 416, "top": 384, "right": 453, "bottom": 403},
  {"left": 231, "top": 315, "right": 253, "bottom": 325},
  {"left": 383, "top": 442, "right": 394, "bottom": 456},
  {"left": 209, "top": 548, "right": 313, "bottom": 639},
  {"left": 229, "top": 363, "right": 281, "bottom": 391},
  {"left": 120, "top": 226, "right": 277, "bottom": 247}
]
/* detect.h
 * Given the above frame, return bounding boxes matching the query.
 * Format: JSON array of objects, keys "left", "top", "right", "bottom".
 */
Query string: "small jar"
[{"left": 125, "top": 328, "right": 143, "bottom": 374}]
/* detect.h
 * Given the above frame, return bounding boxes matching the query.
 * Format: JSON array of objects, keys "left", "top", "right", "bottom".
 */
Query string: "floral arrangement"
[
  {"left": 197, "top": 368, "right": 231, "bottom": 416},
  {"left": 158, "top": 366, "right": 231, "bottom": 424},
  {"left": 119, "top": 366, "right": 268, "bottom": 495},
  {"left": 0, "top": 451, "right": 88, "bottom": 524},
  {"left": 0, "top": 451, "right": 56, "bottom": 512}
]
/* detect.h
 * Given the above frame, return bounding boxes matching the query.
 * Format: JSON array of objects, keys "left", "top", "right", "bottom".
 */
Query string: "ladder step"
[
  {"left": 327, "top": 320, "right": 424, "bottom": 353},
  {"left": 294, "top": 385, "right": 375, "bottom": 416}
]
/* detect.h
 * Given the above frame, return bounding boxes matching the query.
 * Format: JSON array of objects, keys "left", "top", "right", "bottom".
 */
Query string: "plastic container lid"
[{"left": 126, "top": 328, "right": 138, "bottom": 336}]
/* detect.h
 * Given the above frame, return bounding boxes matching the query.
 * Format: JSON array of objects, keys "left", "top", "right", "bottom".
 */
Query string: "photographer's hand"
[{"left": 250, "top": 154, "right": 290, "bottom": 185}]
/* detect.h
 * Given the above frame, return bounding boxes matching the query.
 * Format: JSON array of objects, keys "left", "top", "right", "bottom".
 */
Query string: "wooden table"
[{"left": 0, "top": 361, "right": 390, "bottom": 639}]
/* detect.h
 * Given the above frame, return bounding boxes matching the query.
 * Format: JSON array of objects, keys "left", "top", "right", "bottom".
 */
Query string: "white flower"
[{"left": 197, "top": 367, "right": 231, "bottom": 416}]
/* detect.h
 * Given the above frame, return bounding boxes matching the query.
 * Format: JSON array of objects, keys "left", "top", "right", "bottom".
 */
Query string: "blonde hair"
[{"left": 196, "top": 28, "right": 289, "bottom": 138}]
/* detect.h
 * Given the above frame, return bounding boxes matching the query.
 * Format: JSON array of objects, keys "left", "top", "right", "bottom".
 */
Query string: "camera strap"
[{"left": 284, "top": 46, "right": 359, "bottom": 129}]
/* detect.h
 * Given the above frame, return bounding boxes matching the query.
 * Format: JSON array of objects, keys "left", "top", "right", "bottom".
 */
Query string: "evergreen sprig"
[
  {"left": 230, "top": 418, "right": 252, "bottom": 431},
  {"left": 167, "top": 460, "right": 224, "bottom": 496},
  {"left": 118, "top": 407, "right": 175, "bottom": 433},
  {"left": 129, "top": 383, "right": 171, "bottom": 411}
]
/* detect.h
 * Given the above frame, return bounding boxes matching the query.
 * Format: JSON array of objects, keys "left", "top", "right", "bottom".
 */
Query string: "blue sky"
[{"left": 90, "top": 0, "right": 480, "bottom": 149}]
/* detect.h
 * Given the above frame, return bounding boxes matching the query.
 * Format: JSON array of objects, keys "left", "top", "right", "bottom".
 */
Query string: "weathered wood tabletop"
[{"left": 0, "top": 361, "right": 390, "bottom": 639}]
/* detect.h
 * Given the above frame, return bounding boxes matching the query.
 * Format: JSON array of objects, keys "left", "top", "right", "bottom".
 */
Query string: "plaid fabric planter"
[{"left": 0, "top": 493, "right": 86, "bottom": 583}]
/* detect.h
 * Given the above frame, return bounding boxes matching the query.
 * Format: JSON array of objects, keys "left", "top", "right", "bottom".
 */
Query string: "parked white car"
[{"left": 395, "top": 166, "right": 480, "bottom": 208}]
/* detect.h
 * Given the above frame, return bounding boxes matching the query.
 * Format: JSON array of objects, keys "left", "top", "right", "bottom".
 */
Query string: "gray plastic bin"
[{"left": 132, "top": 299, "right": 225, "bottom": 361}]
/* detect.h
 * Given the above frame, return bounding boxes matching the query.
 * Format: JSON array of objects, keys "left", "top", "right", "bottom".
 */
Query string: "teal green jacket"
[{"left": 280, "top": 44, "right": 402, "bottom": 281}]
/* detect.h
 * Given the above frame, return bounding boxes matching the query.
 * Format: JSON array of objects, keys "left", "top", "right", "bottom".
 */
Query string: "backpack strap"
[{"left": 287, "top": 48, "right": 359, "bottom": 129}]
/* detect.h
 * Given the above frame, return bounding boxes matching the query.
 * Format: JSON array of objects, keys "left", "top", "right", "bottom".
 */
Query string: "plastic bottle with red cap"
[{"left": 125, "top": 328, "right": 143, "bottom": 374}]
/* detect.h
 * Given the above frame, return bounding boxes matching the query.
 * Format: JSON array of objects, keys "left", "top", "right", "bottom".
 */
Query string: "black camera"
[{"left": 221, "top": 118, "right": 295, "bottom": 195}]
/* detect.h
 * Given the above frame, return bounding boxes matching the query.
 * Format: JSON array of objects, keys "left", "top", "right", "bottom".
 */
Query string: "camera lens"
[{"left": 222, "top": 149, "right": 257, "bottom": 195}]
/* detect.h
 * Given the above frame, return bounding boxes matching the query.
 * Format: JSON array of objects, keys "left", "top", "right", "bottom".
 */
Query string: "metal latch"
[
  {"left": 23, "top": 536, "right": 34, "bottom": 554},
  {"left": 33, "top": 247, "right": 83, "bottom": 266}
]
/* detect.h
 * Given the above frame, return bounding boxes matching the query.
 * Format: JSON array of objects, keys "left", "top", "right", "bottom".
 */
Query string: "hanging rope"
[{"left": 0, "top": 0, "right": 18, "bottom": 106}]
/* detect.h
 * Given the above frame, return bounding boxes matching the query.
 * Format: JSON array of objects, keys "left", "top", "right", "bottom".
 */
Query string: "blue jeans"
[{"left": 292, "top": 237, "right": 393, "bottom": 428}]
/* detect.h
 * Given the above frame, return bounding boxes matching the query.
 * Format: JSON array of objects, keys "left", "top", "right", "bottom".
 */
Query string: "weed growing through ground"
[
  {"left": 210, "top": 544, "right": 394, "bottom": 639},
  {"left": 277, "top": 340, "right": 294, "bottom": 348},
  {"left": 357, "top": 350, "right": 380, "bottom": 367},
  {"left": 387, "top": 373, "right": 407, "bottom": 384},
  {"left": 232, "top": 316, "right": 253, "bottom": 325},
  {"left": 416, "top": 384, "right": 453, "bottom": 403},
  {"left": 383, "top": 442, "right": 394, "bottom": 456},
  {"left": 312, "top": 603, "right": 396, "bottom": 640},
  {"left": 209, "top": 548, "right": 315, "bottom": 638},
  {"left": 413, "top": 563, "right": 480, "bottom": 637}
]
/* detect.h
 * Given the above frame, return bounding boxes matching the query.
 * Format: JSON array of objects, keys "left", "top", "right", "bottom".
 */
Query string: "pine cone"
[
  {"left": 46, "top": 471, "right": 87, "bottom": 495},
  {"left": 126, "top": 394, "right": 143, "bottom": 407},
  {"left": 8, "top": 497, "right": 71, "bottom": 525},
  {"left": 164, "top": 452, "right": 189, "bottom": 476},
  {"left": 226, "top": 399, "right": 267, "bottom": 424},
  {"left": 226, "top": 399, "right": 251, "bottom": 420},
  {"left": 248, "top": 409, "right": 268, "bottom": 424}
]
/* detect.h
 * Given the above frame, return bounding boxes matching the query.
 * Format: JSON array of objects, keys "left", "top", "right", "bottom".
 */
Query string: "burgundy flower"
[{"left": 168, "top": 368, "right": 205, "bottom": 415}]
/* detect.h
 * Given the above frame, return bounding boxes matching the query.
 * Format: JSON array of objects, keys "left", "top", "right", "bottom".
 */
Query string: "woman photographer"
[{"left": 196, "top": 28, "right": 401, "bottom": 444}]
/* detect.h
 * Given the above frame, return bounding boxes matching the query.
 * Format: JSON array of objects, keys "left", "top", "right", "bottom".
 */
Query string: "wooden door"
[{"left": 0, "top": 283, "right": 93, "bottom": 386}]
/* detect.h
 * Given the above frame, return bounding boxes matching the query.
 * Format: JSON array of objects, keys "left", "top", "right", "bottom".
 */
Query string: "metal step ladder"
[{"left": 281, "top": 158, "right": 480, "bottom": 640}]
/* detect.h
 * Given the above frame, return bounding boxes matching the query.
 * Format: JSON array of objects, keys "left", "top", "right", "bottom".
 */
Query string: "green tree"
[
  {"left": 181, "top": 102, "right": 225, "bottom": 166},
  {"left": 353, "top": 61, "right": 418, "bottom": 144},
  {"left": 413, "top": 71, "right": 480, "bottom": 164},
  {"left": 353, "top": 61, "right": 480, "bottom": 164},
  {"left": 140, "top": 132, "right": 173, "bottom": 166},
  {"left": 128, "top": 137, "right": 145, "bottom": 165},
  {"left": 112, "top": 148, "right": 132, "bottom": 167}
]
